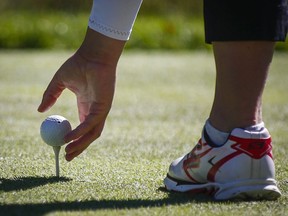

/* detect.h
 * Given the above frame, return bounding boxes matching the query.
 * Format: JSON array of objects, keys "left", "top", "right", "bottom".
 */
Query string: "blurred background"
[{"left": 0, "top": 0, "right": 287, "bottom": 51}]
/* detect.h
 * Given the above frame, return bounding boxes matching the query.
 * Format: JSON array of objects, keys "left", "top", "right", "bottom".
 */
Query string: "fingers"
[
  {"left": 63, "top": 102, "right": 111, "bottom": 161},
  {"left": 38, "top": 74, "right": 65, "bottom": 112},
  {"left": 65, "top": 121, "right": 105, "bottom": 161},
  {"left": 64, "top": 118, "right": 96, "bottom": 143},
  {"left": 64, "top": 134, "right": 96, "bottom": 162}
]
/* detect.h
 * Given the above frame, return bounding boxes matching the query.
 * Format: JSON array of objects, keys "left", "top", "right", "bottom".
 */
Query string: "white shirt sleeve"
[{"left": 88, "top": 0, "right": 143, "bottom": 41}]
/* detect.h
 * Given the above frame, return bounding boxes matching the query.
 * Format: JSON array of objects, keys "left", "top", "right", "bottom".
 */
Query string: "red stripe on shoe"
[
  {"left": 207, "top": 151, "right": 242, "bottom": 182},
  {"left": 230, "top": 136, "right": 272, "bottom": 159}
]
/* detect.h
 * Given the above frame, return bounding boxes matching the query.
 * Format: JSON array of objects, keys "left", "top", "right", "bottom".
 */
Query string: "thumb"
[{"left": 38, "top": 74, "right": 66, "bottom": 112}]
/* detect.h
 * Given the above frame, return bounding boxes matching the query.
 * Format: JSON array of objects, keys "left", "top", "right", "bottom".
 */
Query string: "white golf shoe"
[{"left": 164, "top": 127, "right": 281, "bottom": 200}]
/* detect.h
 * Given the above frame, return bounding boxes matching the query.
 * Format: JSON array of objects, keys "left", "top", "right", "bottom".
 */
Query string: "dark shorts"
[{"left": 204, "top": 0, "right": 288, "bottom": 43}]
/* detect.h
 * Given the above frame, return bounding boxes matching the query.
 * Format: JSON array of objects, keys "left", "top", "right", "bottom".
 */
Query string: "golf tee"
[{"left": 53, "top": 146, "right": 61, "bottom": 177}]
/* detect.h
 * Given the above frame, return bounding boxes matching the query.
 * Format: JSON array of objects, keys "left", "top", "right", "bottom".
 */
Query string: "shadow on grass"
[
  {"left": 0, "top": 192, "right": 212, "bottom": 216},
  {"left": 0, "top": 176, "right": 72, "bottom": 192},
  {"left": 0, "top": 177, "right": 213, "bottom": 216}
]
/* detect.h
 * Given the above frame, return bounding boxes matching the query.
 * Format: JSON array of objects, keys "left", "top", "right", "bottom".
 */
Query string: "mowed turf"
[{"left": 0, "top": 50, "right": 287, "bottom": 216}]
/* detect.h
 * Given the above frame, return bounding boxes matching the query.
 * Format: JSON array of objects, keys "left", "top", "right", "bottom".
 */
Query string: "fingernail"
[
  {"left": 37, "top": 104, "right": 47, "bottom": 113},
  {"left": 64, "top": 145, "right": 69, "bottom": 153},
  {"left": 65, "top": 154, "right": 72, "bottom": 162},
  {"left": 37, "top": 105, "right": 42, "bottom": 112}
]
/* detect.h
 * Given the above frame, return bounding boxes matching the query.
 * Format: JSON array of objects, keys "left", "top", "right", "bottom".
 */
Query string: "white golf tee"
[{"left": 53, "top": 146, "right": 61, "bottom": 177}]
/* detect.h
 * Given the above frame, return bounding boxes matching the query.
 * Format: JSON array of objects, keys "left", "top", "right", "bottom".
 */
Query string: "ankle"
[
  {"left": 204, "top": 120, "right": 229, "bottom": 146},
  {"left": 204, "top": 120, "right": 266, "bottom": 146}
]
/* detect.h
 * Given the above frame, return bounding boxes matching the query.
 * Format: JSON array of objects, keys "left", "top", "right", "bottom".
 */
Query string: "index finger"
[{"left": 38, "top": 74, "right": 65, "bottom": 112}]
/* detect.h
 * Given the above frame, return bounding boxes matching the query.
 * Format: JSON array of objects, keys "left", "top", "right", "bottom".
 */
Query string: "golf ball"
[{"left": 40, "top": 115, "right": 72, "bottom": 147}]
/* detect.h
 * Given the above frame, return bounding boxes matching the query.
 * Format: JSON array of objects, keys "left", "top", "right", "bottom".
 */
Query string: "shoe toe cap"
[{"left": 168, "top": 156, "right": 191, "bottom": 181}]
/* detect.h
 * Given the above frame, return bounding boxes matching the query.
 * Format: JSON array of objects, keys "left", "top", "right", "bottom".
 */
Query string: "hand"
[{"left": 38, "top": 29, "right": 125, "bottom": 161}]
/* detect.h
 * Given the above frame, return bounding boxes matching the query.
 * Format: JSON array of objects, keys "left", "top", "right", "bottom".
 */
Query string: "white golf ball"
[{"left": 40, "top": 115, "right": 72, "bottom": 147}]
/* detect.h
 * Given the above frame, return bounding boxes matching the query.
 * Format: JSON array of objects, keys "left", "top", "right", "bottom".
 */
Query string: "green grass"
[
  {"left": 0, "top": 50, "right": 288, "bottom": 216},
  {"left": 1, "top": 11, "right": 287, "bottom": 51},
  {"left": 0, "top": 11, "right": 87, "bottom": 49},
  {"left": 0, "top": 11, "right": 207, "bottom": 50}
]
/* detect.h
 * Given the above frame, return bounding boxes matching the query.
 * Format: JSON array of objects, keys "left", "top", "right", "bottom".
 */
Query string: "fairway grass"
[{"left": 0, "top": 50, "right": 287, "bottom": 216}]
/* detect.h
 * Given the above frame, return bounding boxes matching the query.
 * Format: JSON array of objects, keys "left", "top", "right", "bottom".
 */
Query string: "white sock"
[
  {"left": 204, "top": 120, "right": 229, "bottom": 146},
  {"left": 244, "top": 122, "right": 265, "bottom": 131},
  {"left": 205, "top": 121, "right": 265, "bottom": 146}
]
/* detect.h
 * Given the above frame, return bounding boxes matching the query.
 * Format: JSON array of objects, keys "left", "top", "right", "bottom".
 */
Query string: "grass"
[
  {"left": 0, "top": 11, "right": 207, "bottom": 50},
  {"left": 0, "top": 11, "right": 87, "bottom": 49},
  {"left": 0, "top": 50, "right": 288, "bottom": 216},
  {"left": 1, "top": 11, "right": 287, "bottom": 51}
]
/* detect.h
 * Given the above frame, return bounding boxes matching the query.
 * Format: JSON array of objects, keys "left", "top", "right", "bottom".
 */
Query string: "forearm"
[{"left": 77, "top": 0, "right": 143, "bottom": 65}]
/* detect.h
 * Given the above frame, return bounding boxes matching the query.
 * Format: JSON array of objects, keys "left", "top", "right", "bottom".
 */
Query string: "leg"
[
  {"left": 163, "top": 0, "right": 287, "bottom": 200},
  {"left": 164, "top": 42, "right": 281, "bottom": 200},
  {"left": 209, "top": 41, "right": 275, "bottom": 132}
]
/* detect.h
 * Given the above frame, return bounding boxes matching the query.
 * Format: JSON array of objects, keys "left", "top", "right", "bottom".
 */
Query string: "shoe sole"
[{"left": 164, "top": 175, "right": 281, "bottom": 201}]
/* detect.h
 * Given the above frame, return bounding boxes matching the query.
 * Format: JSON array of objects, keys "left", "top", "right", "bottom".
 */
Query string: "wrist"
[{"left": 77, "top": 28, "right": 126, "bottom": 66}]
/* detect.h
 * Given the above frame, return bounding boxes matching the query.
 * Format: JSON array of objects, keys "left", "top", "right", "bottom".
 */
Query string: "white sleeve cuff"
[{"left": 88, "top": 0, "right": 142, "bottom": 41}]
